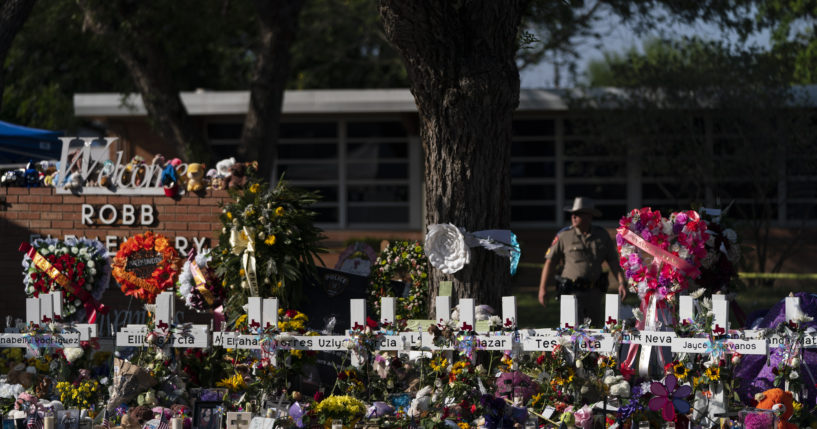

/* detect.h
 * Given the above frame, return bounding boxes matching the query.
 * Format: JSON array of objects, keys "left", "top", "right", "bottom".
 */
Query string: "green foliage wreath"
[{"left": 368, "top": 240, "right": 429, "bottom": 321}]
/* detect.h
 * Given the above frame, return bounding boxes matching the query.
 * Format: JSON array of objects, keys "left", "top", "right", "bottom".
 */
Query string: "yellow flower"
[
  {"left": 235, "top": 314, "right": 248, "bottom": 329},
  {"left": 430, "top": 356, "right": 448, "bottom": 372},
  {"left": 457, "top": 423, "right": 469, "bottom": 429},
  {"left": 705, "top": 366, "right": 720, "bottom": 381},
  {"left": 275, "top": 206, "right": 284, "bottom": 216},
  {"left": 226, "top": 212, "right": 233, "bottom": 220},
  {"left": 249, "top": 183, "right": 260, "bottom": 193},
  {"left": 265, "top": 235, "right": 276, "bottom": 246},
  {"left": 239, "top": 268, "right": 245, "bottom": 277},
  {"left": 216, "top": 373, "right": 247, "bottom": 392},
  {"left": 673, "top": 363, "right": 688, "bottom": 380}
]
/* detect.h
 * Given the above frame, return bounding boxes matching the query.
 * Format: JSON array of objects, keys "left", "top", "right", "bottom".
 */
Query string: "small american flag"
[
  {"left": 26, "top": 410, "right": 43, "bottom": 429},
  {"left": 101, "top": 409, "right": 110, "bottom": 429},
  {"left": 156, "top": 412, "right": 169, "bottom": 429}
]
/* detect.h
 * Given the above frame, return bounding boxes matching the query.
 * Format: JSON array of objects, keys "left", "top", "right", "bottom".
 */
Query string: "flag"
[
  {"left": 156, "top": 411, "right": 169, "bottom": 429},
  {"left": 26, "top": 410, "right": 42, "bottom": 429},
  {"left": 101, "top": 409, "right": 110, "bottom": 429}
]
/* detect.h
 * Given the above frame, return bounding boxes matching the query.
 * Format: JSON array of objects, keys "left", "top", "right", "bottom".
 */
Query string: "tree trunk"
[
  {"left": 239, "top": 0, "right": 303, "bottom": 180},
  {"left": 76, "top": 1, "right": 210, "bottom": 163},
  {"left": 380, "top": 0, "right": 523, "bottom": 314},
  {"left": 0, "top": 0, "right": 36, "bottom": 113}
]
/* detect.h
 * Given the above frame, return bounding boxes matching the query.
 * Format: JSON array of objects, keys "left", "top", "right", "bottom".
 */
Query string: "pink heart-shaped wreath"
[{"left": 616, "top": 208, "right": 708, "bottom": 308}]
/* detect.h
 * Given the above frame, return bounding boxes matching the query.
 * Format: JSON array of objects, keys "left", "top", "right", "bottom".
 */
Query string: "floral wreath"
[
  {"left": 21, "top": 237, "right": 111, "bottom": 321},
  {"left": 617, "top": 208, "right": 708, "bottom": 307},
  {"left": 368, "top": 240, "right": 429, "bottom": 321},
  {"left": 113, "top": 231, "right": 179, "bottom": 303}
]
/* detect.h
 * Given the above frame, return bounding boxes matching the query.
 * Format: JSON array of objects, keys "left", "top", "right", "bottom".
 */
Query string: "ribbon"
[
  {"left": 617, "top": 228, "right": 701, "bottom": 278},
  {"left": 229, "top": 227, "right": 259, "bottom": 296},
  {"left": 187, "top": 250, "right": 215, "bottom": 306},
  {"left": 19, "top": 242, "right": 107, "bottom": 323}
]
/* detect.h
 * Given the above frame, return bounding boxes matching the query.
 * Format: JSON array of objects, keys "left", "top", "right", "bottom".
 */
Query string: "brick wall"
[{"left": 0, "top": 187, "right": 233, "bottom": 320}]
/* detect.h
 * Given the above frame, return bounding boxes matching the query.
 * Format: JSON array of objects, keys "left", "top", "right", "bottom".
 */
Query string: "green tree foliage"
[{"left": 289, "top": 0, "right": 407, "bottom": 89}]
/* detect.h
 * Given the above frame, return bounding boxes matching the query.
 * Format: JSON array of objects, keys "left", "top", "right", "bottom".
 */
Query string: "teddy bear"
[
  {"left": 748, "top": 388, "right": 797, "bottom": 429},
  {"left": 216, "top": 157, "right": 236, "bottom": 178},
  {"left": 186, "top": 163, "right": 206, "bottom": 193},
  {"left": 226, "top": 162, "right": 250, "bottom": 190}
]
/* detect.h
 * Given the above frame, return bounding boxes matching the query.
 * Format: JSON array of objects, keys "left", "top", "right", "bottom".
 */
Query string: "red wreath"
[{"left": 112, "top": 231, "right": 179, "bottom": 303}]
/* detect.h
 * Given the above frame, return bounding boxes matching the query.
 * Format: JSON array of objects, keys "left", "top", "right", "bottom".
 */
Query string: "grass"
[{"left": 512, "top": 282, "right": 817, "bottom": 329}]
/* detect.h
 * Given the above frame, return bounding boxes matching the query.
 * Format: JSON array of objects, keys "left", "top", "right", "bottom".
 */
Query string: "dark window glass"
[
  {"left": 511, "top": 184, "right": 555, "bottom": 200},
  {"left": 564, "top": 161, "right": 625, "bottom": 177},
  {"left": 348, "top": 206, "right": 409, "bottom": 223},
  {"left": 787, "top": 181, "right": 817, "bottom": 199},
  {"left": 511, "top": 140, "right": 554, "bottom": 157},
  {"left": 642, "top": 183, "right": 703, "bottom": 201},
  {"left": 510, "top": 161, "right": 555, "bottom": 178},
  {"left": 212, "top": 144, "right": 239, "bottom": 160},
  {"left": 308, "top": 186, "right": 338, "bottom": 202},
  {"left": 511, "top": 204, "right": 555, "bottom": 222},
  {"left": 314, "top": 206, "right": 339, "bottom": 223},
  {"left": 280, "top": 122, "right": 337, "bottom": 138},
  {"left": 512, "top": 120, "right": 555, "bottom": 136},
  {"left": 348, "top": 122, "right": 407, "bottom": 138},
  {"left": 207, "top": 123, "right": 243, "bottom": 140},
  {"left": 565, "top": 183, "right": 626, "bottom": 200},
  {"left": 347, "top": 163, "right": 408, "bottom": 179},
  {"left": 347, "top": 143, "right": 408, "bottom": 159},
  {"left": 277, "top": 163, "right": 337, "bottom": 180},
  {"left": 564, "top": 140, "right": 615, "bottom": 157},
  {"left": 594, "top": 204, "right": 627, "bottom": 221},
  {"left": 787, "top": 203, "right": 817, "bottom": 220},
  {"left": 730, "top": 203, "right": 777, "bottom": 220},
  {"left": 279, "top": 143, "right": 337, "bottom": 159},
  {"left": 347, "top": 185, "right": 409, "bottom": 202}
]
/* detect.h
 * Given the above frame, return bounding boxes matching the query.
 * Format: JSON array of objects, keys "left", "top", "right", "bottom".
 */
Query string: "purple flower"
[
  {"left": 648, "top": 374, "right": 691, "bottom": 422},
  {"left": 675, "top": 213, "right": 688, "bottom": 224}
]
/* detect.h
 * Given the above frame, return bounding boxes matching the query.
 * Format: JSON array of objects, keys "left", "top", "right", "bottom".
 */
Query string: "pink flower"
[{"left": 574, "top": 405, "right": 593, "bottom": 429}]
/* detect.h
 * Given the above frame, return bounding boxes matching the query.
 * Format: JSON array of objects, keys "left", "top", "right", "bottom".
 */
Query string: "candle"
[
  {"left": 171, "top": 417, "right": 183, "bottom": 429},
  {"left": 43, "top": 416, "right": 55, "bottom": 429},
  {"left": 331, "top": 419, "right": 343, "bottom": 429}
]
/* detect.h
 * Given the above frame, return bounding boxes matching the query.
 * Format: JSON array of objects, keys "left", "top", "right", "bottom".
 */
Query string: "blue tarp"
[{"left": 0, "top": 120, "right": 62, "bottom": 164}]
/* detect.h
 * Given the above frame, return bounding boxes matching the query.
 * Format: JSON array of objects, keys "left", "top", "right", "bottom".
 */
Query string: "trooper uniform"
[{"left": 546, "top": 224, "right": 619, "bottom": 325}]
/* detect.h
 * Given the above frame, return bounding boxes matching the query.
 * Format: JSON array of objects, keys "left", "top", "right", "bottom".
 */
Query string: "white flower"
[
  {"left": 63, "top": 347, "right": 84, "bottom": 363},
  {"left": 424, "top": 223, "right": 470, "bottom": 274},
  {"left": 723, "top": 229, "right": 738, "bottom": 243},
  {"left": 790, "top": 357, "right": 801, "bottom": 368},
  {"left": 0, "top": 383, "right": 23, "bottom": 399},
  {"left": 575, "top": 359, "right": 583, "bottom": 369},
  {"left": 610, "top": 381, "right": 630, "bottom": 397},
  {"left": 87, "top": 260, "right": 95, "bottom": 268},
  {"left": 488, "top": 316, "right": 502, "bottom": 327},
  {"left": 790, "top": 370, "right": 799, "bottom": 380}
]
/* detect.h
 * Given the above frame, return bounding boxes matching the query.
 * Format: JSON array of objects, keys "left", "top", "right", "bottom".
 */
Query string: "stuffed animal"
[
  {"left": 98, "top": 160, "right": 115, "bottom": 188},
  {"left": 216, "top": 157, "right": 236, "bottom": 178},
  {"left": 1, "top": 170, "right": 22, "bottom": 187},
  {"left": 122, "top": 155, "right": 146, "bottom": 186},
  {"left": 24, "top": 161, "right": 39, "bottom": 188},
  {"left": 186, "top": 163, "right": 206, "bottom": 192},
  {"left": 752, "top": 388, "right": 797, "bottom": 429},
  {"left": 161, "top": 158, "right": 183, "bottom": 197},
  {"left": 226, "top": 162, "right": 250, "bottom": 189}
]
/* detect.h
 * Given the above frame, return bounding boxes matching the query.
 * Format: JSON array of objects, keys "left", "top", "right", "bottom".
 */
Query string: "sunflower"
[
  {"left": 705, "top": 366, "right": 720, "bottom": 381},
  {"left": 673, "top": 362, "right": 688, "bottom": 380}
]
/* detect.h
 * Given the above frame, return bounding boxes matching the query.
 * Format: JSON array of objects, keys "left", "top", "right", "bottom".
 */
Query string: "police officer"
[{"left": 538, "top": 197, "right": 627, "bottom": 326}]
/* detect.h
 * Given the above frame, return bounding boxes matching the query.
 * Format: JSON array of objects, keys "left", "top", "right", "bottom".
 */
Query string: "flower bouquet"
[
  {"left": 210, "top": 177, "right": 325, "bottom": 312},
  {"left": 112, "top": 232, "right": 179, "bottom": 303},
  {"left": 21, "top": 237, "right": 111, "bottom": 321},
  {"left": 313, "top": 395, "right": 366, "bottom": 428},
  {"left": 177, "top": 250, "right": 225, "bottom": 312}
]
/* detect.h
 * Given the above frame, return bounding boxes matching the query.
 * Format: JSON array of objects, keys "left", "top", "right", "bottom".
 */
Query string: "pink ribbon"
[{"left": 616, "top": 229, "right": 700, "bottom": 278}]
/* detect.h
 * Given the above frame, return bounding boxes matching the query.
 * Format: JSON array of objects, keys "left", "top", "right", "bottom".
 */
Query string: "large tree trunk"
[
  {"left": 239, "top": 0, "right": 303, "bottom": 179},
  {"left": 380, "top": 1, "right": 523, "bottom": 314},
  {"left": 0, "top": 0, "right": 37, "bottom": 112},
  {"left": 76, "top": 1, "right": 210, "bottom": 163}
]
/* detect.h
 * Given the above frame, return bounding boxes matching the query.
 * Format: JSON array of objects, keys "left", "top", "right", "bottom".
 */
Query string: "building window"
[{"left": 206, "top": 119, "right": 419, "bottom": 229}]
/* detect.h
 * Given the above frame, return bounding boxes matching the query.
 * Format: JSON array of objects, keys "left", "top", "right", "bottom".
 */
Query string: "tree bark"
[
  {"left": 380, "top": 0, "right": 523, "bottom": 313},
  {"left": 0, "top": 0, "right": 37, "bottom": 113},
  {"left": 76, "top": 1, "right": 210, "bottom": 163},
  {"left": 239, "top": 0, "right": 303, "bottom": 180}
]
